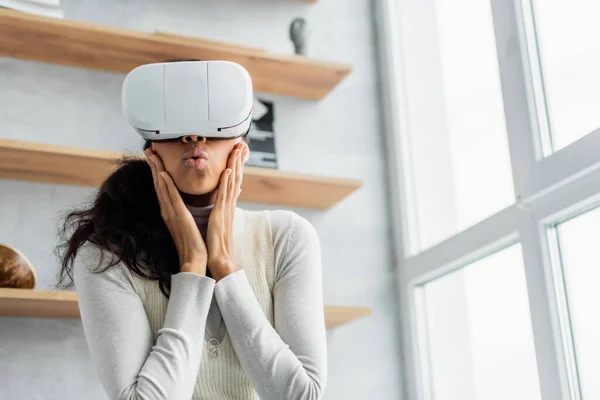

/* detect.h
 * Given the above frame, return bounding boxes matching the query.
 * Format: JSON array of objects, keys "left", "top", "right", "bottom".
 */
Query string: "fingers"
[
  {"left": 145, "top": 148, "right": 175, "bottom": 218},
  {"left": 226, "top": 143, "right": 246, "bottom": 204},
  {"left": 229, "top": 149, "right": 239, "bottom": 202},
  {"left": 156, "top": 171, "right": 175, "bottom": 217},
  {"left": 226, "top": 144, "right": 238, "bottom": 170},
  {"left": 145, "top": 148, "right": 158, "bottom": 188},
  {"left": 159, "top": 170, "right": 190, "bottom": 217},
  {"left": 215, "top": 168, "right": 231, "bottom": 212},
  {"left": 147, "top": 148, "right": 166, "bottom": 174},
  {"left": 228, "top": 150, "right": 237, "bottom": 195},
  {"left": 236, "top": 146, "right": 246, "bottom": 198}
]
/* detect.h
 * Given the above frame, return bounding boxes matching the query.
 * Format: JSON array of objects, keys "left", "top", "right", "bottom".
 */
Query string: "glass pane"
[
  {"left": 530, "top": 0, "right": 600, "bottom": 151},
  {"left": 397, "top": 0, "right": 514, "bottom": 253},
  {"left": 419, "top": 245, "right": 541, "bottom": 400},
  {"left": 555, "top": 207, "right": 600, "bottom": 399}
]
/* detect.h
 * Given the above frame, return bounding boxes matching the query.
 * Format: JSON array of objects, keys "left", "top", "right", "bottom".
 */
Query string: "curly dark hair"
[
  {"left": 53, "top": 135, "right": 247, "bottom": 298},
  {"left": 52, "top": 143, "right": 176, "bottom": 298}
]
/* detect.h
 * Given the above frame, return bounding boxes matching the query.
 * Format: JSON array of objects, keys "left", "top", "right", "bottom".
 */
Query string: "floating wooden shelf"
[
  {"left": 0, "top": 138, "right": 361, "bottom": 209},
  {"left": 0, "top": 288, "right": 371, "bottom": 328},
  {"left": 0, "top": 9, "right": 351, "bottom": 100},
  {"left": 0, "top": 288, "right": 79, "bottom": 319},
  {"left": 324, "top": 305, "right": 372, "bottom": 328}
]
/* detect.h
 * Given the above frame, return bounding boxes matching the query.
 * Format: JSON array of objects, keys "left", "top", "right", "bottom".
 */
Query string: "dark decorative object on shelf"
[
  {"left": 0, "top": 244, "right": 36, "bottom": 289},
  {"left": 289, "top": 17, "right": 308, "bottom": 56},
  {"left": 247, "top": 98, "right": 278, "bottom": 169}
]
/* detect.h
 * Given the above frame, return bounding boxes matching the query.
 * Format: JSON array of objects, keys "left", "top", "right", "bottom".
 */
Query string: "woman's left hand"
[{"left": 206, "top": 142, "right": 249, "bottom": 282}]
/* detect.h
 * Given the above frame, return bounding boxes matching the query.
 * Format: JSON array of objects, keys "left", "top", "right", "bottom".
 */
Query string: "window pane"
[
  {"left": 419, "top": 245, "right": 541, "bottom": 400},
  {"left": 529, "top": 0, "right": 600, "bottom": 151},
  {"left": 554, "top": 207, "right": 600, "bottom": 399},
  {"left": 397, "top": 0, "right": 514, "bottom": 253}
]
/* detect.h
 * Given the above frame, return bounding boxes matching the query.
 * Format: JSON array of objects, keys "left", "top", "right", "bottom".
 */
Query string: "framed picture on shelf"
[{"left": 247, "top": 98, "right": 278, "bottom": 169}]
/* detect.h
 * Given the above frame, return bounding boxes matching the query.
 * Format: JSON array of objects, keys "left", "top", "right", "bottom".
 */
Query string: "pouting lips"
[
  {"left": 183, "top": 147, "right": 209, "bottom": 161},
  {"left": 184, "top": 157, "right": 208, "bottom": 169}
]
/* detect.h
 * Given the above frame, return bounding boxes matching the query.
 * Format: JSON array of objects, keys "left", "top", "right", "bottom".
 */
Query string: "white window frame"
[{"left": 374, "top": 0, "right": 600, "bottom": 399}]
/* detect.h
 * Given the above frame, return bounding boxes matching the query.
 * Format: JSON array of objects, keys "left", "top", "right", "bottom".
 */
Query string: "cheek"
[
  {"left": 210, "top": 144, "right": 235, "bottom": 169},
  {"left": 215, "top": 152, "right": 230, "bottom": 169},
  {"left": 153, "top": 145, "right": 180, "bottom": 172}
]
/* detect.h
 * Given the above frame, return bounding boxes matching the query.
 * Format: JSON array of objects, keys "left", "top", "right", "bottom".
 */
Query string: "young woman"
[{"left": 54, "top": 130, "right": 328, "bottom": 399}]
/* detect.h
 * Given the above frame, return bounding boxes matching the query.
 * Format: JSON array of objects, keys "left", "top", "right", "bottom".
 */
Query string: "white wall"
[{"left": 0, "top": 0, "right": 403, "bottom": 398}]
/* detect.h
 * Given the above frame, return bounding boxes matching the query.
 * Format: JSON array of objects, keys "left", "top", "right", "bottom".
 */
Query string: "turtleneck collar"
[{"left": 184, "top": 202, "right": 214, "bottom": 225}]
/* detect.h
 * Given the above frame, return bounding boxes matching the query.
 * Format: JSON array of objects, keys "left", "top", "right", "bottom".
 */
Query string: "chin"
[{"left": 176, "top": 176, "right": 217, "bottom": 196}]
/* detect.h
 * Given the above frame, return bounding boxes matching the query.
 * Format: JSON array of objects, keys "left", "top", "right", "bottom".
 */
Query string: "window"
[
  {"left": 549, "top": 207, "right": 600, "bottom": 399},
  {"left": 524, "top": 0, "right": 600, "bottom": 153},
  {"left": 376, "top": 0, "right": 600, "bottom": 398},
  {"left": 418, "top": 244, "right": 541, "bottom": 400},
  {"left": 397, "top": 0, "right": 514, "bottom": 253}
]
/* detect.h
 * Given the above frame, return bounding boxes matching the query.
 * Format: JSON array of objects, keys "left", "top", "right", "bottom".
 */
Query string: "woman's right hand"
[{"left": 145, "top": 147, "right": 208, "bottom": 275}]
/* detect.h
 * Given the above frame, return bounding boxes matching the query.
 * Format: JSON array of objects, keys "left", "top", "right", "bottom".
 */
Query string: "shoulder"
[
  {"left": 73, "top": 241, "right": 135, "bottom": 289},
  {"left": 268, "top": 210, "right": 318, "bottom": 242},
  {"left": 235, "top": 207, "right": 313, "bottom": 236},
  {"left": 235, "top": 206, "right": 320, "bottom": 254},
  {"left": 267, "top": 210, "right": 322, "bottom": 282}
]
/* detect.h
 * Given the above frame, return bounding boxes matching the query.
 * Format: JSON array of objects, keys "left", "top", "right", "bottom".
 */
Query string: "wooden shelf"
[
  {"left": 0, "top": 288, "right": 371, "bottom": 328},
  {"left": 0, "top": 288, "right": 80, "bottom": 318},
  {"left": 324, "top": 305, "right": 372, "bottom": 328},
  {"left": 0, "top": 138, "right": 361, "bottom": 209},
  {"left": 0, "top": 9, "right": 351, "bottom": 100}
]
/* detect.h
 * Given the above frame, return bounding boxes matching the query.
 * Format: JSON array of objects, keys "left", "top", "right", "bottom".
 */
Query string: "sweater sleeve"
[
  {"left": 73, "top": 242, "right": 216, "bottom": 400},
  {"left": 213, "top": 212, "right": 328, "bottom": 400}
]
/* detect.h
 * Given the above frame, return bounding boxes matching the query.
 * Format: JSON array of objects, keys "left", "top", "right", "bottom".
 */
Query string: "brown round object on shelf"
[{"left": 0, "top": 244, "right": 37, "bottom": 289}]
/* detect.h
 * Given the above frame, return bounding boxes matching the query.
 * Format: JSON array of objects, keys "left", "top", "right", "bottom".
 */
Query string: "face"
[{"left": 151, "top": 137, "right": 249, "bottom": 195}]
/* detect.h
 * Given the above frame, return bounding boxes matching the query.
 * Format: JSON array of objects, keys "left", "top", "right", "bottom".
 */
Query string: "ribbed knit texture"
[{"left": 129, "top": 208, "right": 275, "bottom": 400}]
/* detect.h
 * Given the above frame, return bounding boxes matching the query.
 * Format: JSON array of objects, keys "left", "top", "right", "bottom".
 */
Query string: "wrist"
[
  {"left": 208, "top": 259, "right": 236, "bottom": 282},
  {"left": 180, "top": 259, "right": 207, "bottom": 274},
  {"left": 207, "top": 258, "right": 233, "bottom": 270}
]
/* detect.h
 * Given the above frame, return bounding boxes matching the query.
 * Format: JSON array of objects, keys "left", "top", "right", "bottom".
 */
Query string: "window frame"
[{"left": 374, "top": 0, "right": 600, "bottom": 399}]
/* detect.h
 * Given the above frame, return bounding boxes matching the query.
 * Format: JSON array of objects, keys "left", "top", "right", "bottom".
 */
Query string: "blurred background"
[{"left": 0, "top": 0, "right": 598, "bottom": 399}]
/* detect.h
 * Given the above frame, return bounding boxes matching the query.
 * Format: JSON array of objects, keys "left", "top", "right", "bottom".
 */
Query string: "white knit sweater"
[
  {"left": 129, "top": 208, "right": 275, "bottom": 399},
  {"left": 73, "top": 205, "right": 327, "bottom": 400}
]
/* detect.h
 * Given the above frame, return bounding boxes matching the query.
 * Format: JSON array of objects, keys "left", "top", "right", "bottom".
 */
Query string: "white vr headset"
[{"left": 122, "top": 60, "right": 253, "bottom": 141}]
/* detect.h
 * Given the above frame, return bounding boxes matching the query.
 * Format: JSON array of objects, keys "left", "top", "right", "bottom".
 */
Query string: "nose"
[{"left": 181, "top": 135, "right": 207, "bottom": 144}]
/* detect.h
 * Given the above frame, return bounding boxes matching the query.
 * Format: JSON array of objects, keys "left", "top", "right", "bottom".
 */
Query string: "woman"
[{"left": 54, "top": 113, "right": 328, "bottom": 398}]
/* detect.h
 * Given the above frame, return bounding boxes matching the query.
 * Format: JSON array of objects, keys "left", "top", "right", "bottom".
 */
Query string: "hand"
[
  {"left": 144, "top": 147, "right": 208, "bottom": 275},
  {"left": 206, "top": 142, "right": 249, "bottom": 282}
]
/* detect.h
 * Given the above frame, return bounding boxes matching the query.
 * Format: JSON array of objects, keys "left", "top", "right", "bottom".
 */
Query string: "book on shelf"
[
  {"left": 0, "top": 0, "right": 64, "bottom": 18},
  {"left": 247, "top": 98, "right": 278, "bottom": 169}
]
